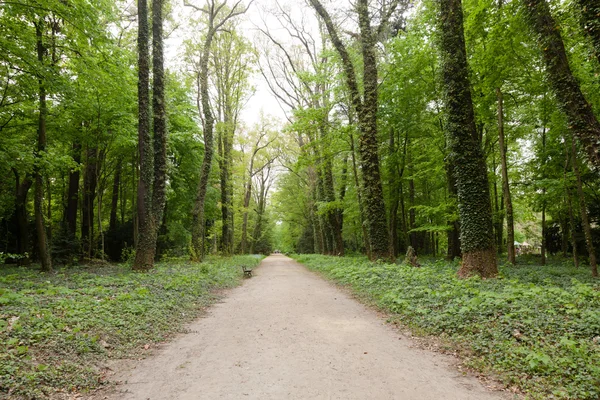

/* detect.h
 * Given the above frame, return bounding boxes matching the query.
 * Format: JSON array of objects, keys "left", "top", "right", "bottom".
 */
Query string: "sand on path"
[{"left": 96, "top": 254, "right": 511, "bottom": 400}]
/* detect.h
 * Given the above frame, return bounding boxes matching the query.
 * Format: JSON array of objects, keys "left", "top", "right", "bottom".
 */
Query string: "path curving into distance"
[{"left": 94, "top": 255, "right": 512, "bottom": 400}]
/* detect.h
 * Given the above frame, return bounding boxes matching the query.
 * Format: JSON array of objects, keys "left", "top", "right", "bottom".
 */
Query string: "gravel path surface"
[{"left": 95, "top": 255, "right": 510, "bottom": 400}]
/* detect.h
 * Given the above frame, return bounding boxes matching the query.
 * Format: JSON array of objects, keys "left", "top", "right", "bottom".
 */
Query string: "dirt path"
[{"left": 96, "top": 255, "right": 510, "bottom": 400}]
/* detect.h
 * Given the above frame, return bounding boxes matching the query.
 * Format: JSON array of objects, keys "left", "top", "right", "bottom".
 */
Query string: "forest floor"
[{"left": 89, "top": 255, "right": 512, "bottom": 400}]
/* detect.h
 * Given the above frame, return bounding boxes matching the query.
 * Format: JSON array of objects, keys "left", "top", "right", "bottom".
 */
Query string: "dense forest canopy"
[{"left": 1, "top": 0, "right": 599, "bottom": 277}]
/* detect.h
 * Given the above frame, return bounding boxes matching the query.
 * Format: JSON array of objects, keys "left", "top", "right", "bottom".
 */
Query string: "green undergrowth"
[
  {"left": 293, "top": 254, "right": 600, "bottom": 400},
  {"left": 0, "top": 255, "right": 263, "bottom": 399}
]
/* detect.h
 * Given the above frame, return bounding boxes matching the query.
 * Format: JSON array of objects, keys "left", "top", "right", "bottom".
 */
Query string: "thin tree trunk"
[
  {"left": 66, "top": 142, "right": 81, "bottom": 238},
  {"left": 564, "top": 144, "right": 580, "bottom": 268},
  {"left": 110, "top": 160, "right": 122, "bottom": 232},
  {"left": 438, "top": 0, "right": 497, "bottom": 277},
  {"left": 571, "top": 138, "right": 598, "bottom": 277},
  {"left": 522, "top": 0, "right": 600, "bottom": 167},
  {"left": 497, "top": 88, "right": 515, "bottom": 264},
  {"left": 35, "top": 21, "right": 52, "bottom": 271},
  {"left": 541, "top": 126, "right": 547, "bottom": 265}
]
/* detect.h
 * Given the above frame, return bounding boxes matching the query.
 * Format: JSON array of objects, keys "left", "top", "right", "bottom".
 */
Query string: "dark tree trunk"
[
  {"left": 13, "top": 170, "right": 33, "bottom": 265},
  {"left": 133, "top": 0, "right": 156, "bottom": 270},
  {"left": 577, "top": 0, "right": 600, "bottom": 65},
  {"left": 310, "top": 0, "right": 393, "bottom": 260},
  {"left": 191, "top": 33, "right": 217, "bottom": 262},
  {"left": 219, "top": 120, "right": 234, "bottom": 255},
  {"left": 541, "top": 127, "right": 547, "bottom": 265},
  {"left": 81, "top": 146, "right": 98, "bottom": 259},
  {"left": 438, "top": 0, "right": 497, "bottom": 277},
  {"left": 35, "top": 21, "right": 52, "bottom": 271},
  {"left": 151, "top": 0, "right": 168, "bottom": 247},
  {"left": 109, "top": 159, "right": 122, "bottom": 232},
  {"left": 522, "top": 0, "right": 600, "bottom": 167},
  {"left": 571, "top": 139, "right": 598, "bottom": 277},
  {"left": 65, "top": 142, "right": 81, "bottom": 238},
  {"left": 563, "top": 146, "right": 580, "bottom": 267},
  {"left": 350, "top": 131, "right": 371, "bottom": 258},
  {"left": 497, "top": 88, "right": 515, "bottom": 264}
]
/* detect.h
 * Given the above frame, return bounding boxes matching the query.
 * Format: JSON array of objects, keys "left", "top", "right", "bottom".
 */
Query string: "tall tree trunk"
[
  {"left": 350, "top": 131, "right": 370, "bottom": 258},
  {"left": 65, "top": 142, "right": 81, "bottom": 238},
  {"left": 109, "top": 160, "right": 122, "bottom": 232},
  {"left": 571, "top": 138, "right": 598, "bottom": 277},
  {"left": 438, "top": 0, "right": 497, "bottom": 277},
  {"left": 577, "top": 0, "right": 600, "bottom": 65},
  {"left": 564, "top": 147, "right": 580, "bottom": 268},
  {"left": 35, "top": 21, "right": 52, "bottom": 271},
  {"left": 13, "top": 170, "right": 32, "bottom": 265},
  {"left": 81, "top": 146, "right": 98, "bottom": 259},
  {"left": 445, "top": 161, "right": 462, "bottom": 260},
  {"left": 240, "top": 177, "right": 252, "bottom": 254},
  {"left": 497, "top": 88, "right": 515, "bottom": 264},
  {"left": 191, "top": 39, "right": 216, "bottom": 262},
  {"left": 219, "top": 121, "right": 234, "bottom": 255},
  {"left": 133, "top": 0, "right": 156, "bottom": 270},
  {"left": 310, "top": 0, "right": 393, "bottom": 260},
  {"left": 150, "top": 0, "right": 168, "bottom": 263},
  {"left": 541, "top": 126, "right": 547, "bottom": 265},
  {"left": 522, "top": 0, "right": 600, "bottom": 167}
]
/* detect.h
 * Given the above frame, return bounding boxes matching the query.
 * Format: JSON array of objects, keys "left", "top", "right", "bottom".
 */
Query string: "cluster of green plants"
[
  {"left": 294, "top": 254, "right": 600, "bottom": 400},
  {"left": 0, "top": 255, "right": 262, "bottom": 399}
]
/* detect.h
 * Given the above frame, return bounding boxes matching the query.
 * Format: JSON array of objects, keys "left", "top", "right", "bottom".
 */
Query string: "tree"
[
  {"left": 186, "top": 0, "right": 249, "bottom": 262},
  {"left": 437, "top": 0, "right": 498, "bottom": 277},
  {"left": 521, "top": 0, "right": 600, "bottom": 168},
  {"left": 133, "top": 0, "right": 168, "bottom": 270},
  {"left": 308, "top": 0, "right": 401, "bottom": 260}
]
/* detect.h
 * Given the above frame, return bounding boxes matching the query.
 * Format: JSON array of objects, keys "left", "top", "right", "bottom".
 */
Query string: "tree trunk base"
[{"left": 458, "top": 248, "right": 498, "bottom": 278}]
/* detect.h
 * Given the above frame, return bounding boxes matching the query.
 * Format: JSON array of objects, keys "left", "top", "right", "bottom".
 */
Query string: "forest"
[{"left": 1, "top": 0, "right": 600, "bottom": 398}]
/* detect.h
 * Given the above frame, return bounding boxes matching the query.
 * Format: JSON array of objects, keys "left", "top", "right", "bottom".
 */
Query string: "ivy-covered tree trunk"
[
  {"left": 522, "top": 0, "right": 600, "bottom": 168},
  {"left": 571, "top": 139, "right": 598, "bottom": 277},
  {"left": 497, "top": 88, "right": 515, "bottom": 264},
  {"left": 219, "top": 119, "right": 234, "bottom": 255},
  {"left": 34, "top": 21, "right": 52, "bottom": 272},
  {"left": 191, "top": 32, "right": 217, "bottom": 262},
  {"left": 445, "top": 161, "right": 462, "bottom": 260},
  {"left": 310, "top": 0, "right": 394, "bottom": 260},
  {"left": 438, "top": 0, "right": 497, "bottom": 277},
  {"left": 151, "top": 0, "right": 168, "bottom": 259},
  {"left": 577, "top": 0, "right": 600, "bottom": 65},
  {"left": 133, "top": 0, "right": 155, "bottom": 270}
]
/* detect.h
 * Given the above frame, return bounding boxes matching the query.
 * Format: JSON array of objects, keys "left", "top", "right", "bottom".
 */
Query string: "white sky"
[{"left": 164, "top": 0, "right": 295, "bottom": 128}]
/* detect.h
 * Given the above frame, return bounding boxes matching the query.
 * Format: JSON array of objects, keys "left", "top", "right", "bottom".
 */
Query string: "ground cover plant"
[
  {"left": 0, "top": 255, "right": 263, "bottom": 399},
  {"left": 294, "top": 254, "right": 600, "bottom": 400}
]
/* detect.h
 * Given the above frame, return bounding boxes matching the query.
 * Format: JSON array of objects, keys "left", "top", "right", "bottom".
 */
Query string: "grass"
[
  {"left": 0, "top": 255, "right": 263, "bottom": 399},
  {"left": 293, "top": 254, "right": 600, "bottom": 400}
]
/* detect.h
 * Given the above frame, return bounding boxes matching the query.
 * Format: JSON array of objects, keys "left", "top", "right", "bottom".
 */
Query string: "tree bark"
[
  {"left": 65, "top": 142, "right": 81, "bottom": 238},
  {"left": 497, "top": 88, "right": 515, "bottom": 264},
  {"left": 438, "top": 0, "right": 497, "bottom": 277},
  {"left": 133, "top": 0, "right": 155, "bottom": 269},
  {"left": 35, "top": 21, "right": 52, "bottom": 271},
  {"left": 571, "top": 138, "right": 598, "bottom": 277},
  {"left": 522, "top": 0, "right": 600, "bottom": 167},
  {"left": 13, "top": 170, "right": 32, "bottom": 265},
  {"left": 309, "top": 0, "right": 393, "bottom": 260},
  {"left": 151, "top": 0, "right": 168, "bottom": 246},
  {"left": 109, "top": 159, "right": 122, "bottom": 232}
]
